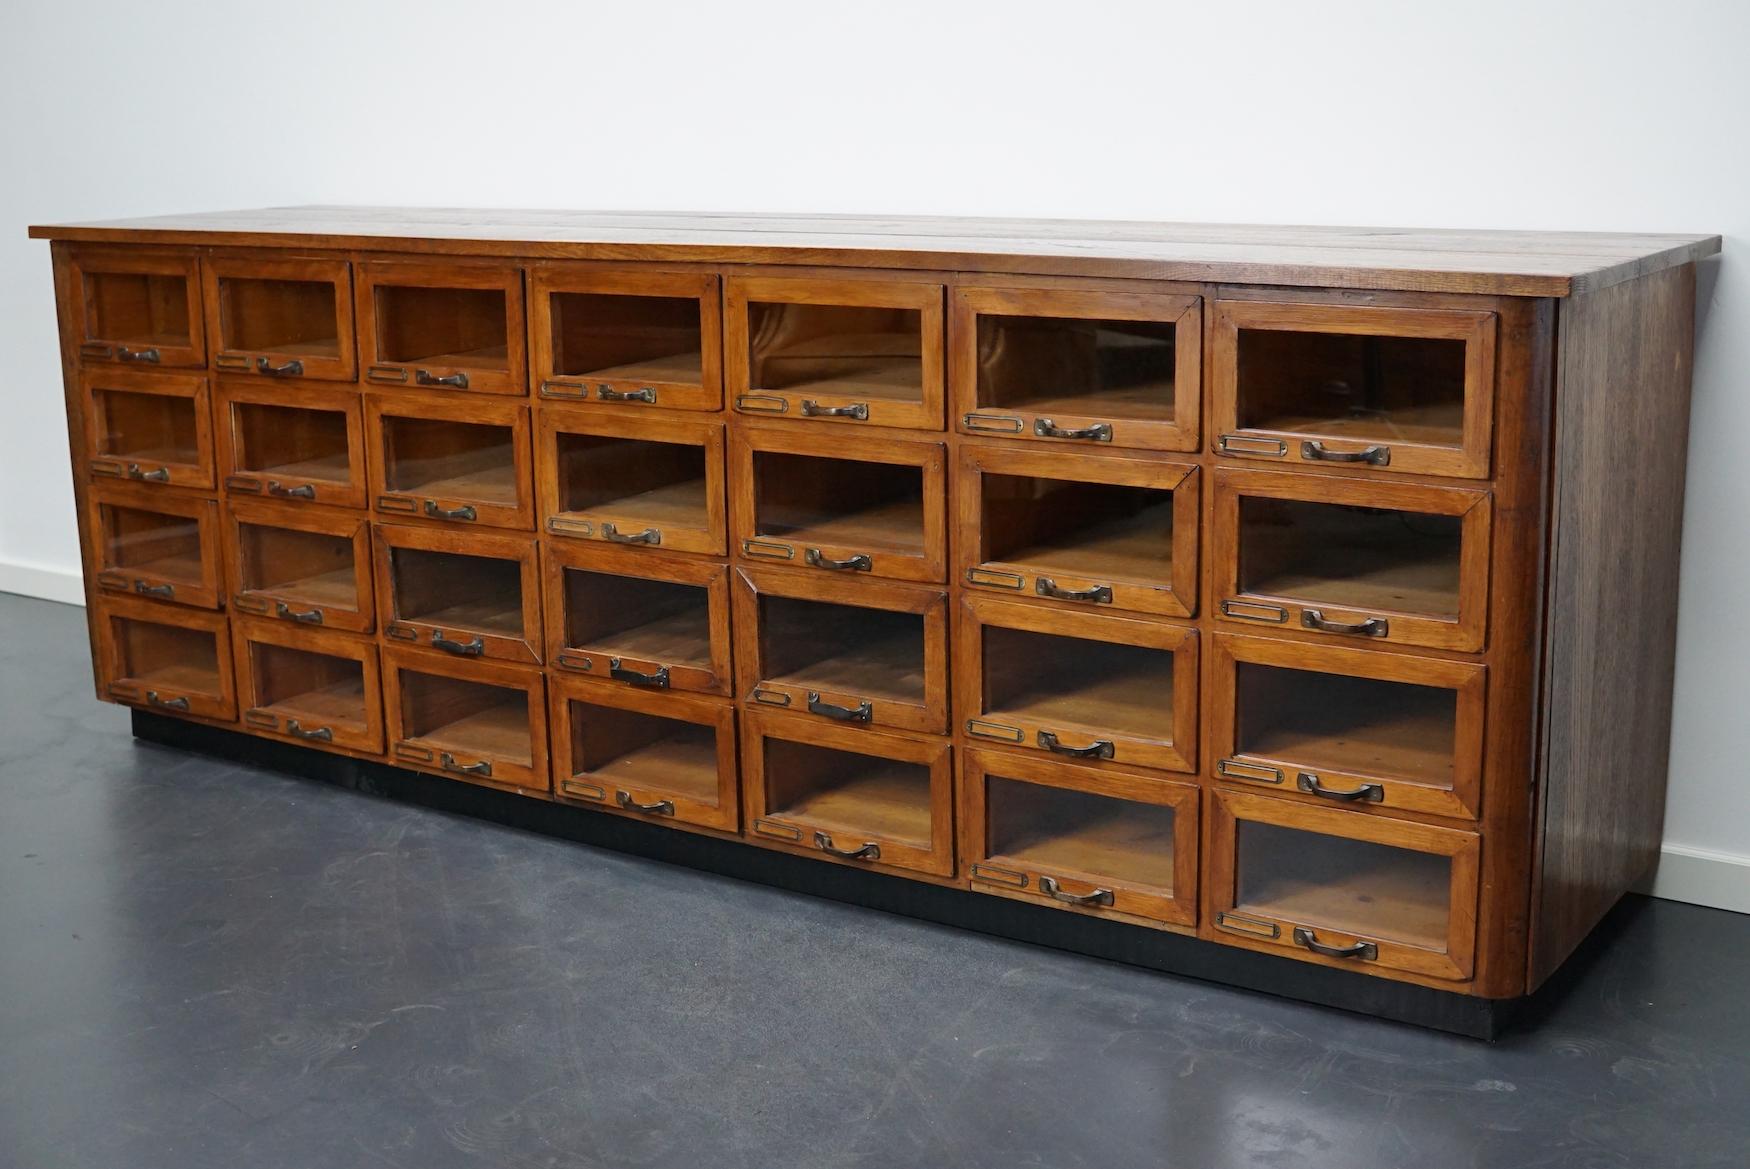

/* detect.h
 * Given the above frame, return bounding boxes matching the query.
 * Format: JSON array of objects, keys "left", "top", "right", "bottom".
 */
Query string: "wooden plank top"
[{"left": 29, "top": 206, "right": 1720, "bottom": 297}]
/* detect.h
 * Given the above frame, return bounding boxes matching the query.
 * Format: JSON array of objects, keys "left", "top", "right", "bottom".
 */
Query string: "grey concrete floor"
[{"left": 1, "top": 593, "right": 1746, "bottom": 1169}]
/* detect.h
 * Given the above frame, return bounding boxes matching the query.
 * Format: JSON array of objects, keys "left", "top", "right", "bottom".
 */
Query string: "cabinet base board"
[{"left": 130, "top": 710, "right": 1574, "bottom": 1039}]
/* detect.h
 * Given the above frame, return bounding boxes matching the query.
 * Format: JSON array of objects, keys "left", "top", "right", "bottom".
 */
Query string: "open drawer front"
[
  {"left": 1212, "top": 300, "right": 1496, "bottom": 478},
  {"left": 225, "top": 499, "right": 374, "bottom": 633},
  {"left": 358, "top": 261, "right": 526, "bottom": 395},
  {"left": 550, "top": 676, "right": 737, "bottom": 831},
  {"left": 743, "top": 708, "right": 954, "bottom": 877},
  {"left": 958, "top": 595, "right": 1198, "bottom": 774},
  {"left": 532, "top": 266, "right": 721, "bottom": 411},
  {"left": 538, "top": 409, "right": 725, "bottom": 554},
  {"left": 235, "top": 620, "right": 383, "bottom": 753},
  {"left": 367, "top": 395, "right": 534, "bottom": 529},
  {"left": 205, "top": 256, "right": 356, "bottom": 381},
  {"left": 82, "top": 368, "right": 212, "bottom": 488},
  {"left": 544, "top": 544, "right": 730, "bottom": 696},
  {"left": 735, "top": 566, "right": 947, "bottom": 734},
  {"left": 384, "top": 647, "right": 547, "bottom": 794},
  {"left": 95, "top": 596, "right": 235, "bottom": 720},
  {"left": 376, "top": 523, "right": 541, "bottom": 664},
  {"left": 963, "top": 748, "right": 1198, "bottom": 927},
  {"left": 218, "top": 380, "right": 366, "bottom": 508},
  {"left": 88, "top": 482, "right": 221, "bottom": 609},
  {"left": 1209, "top": 791, "right": 1479, "bottom": 981},
  {"left": 70, "top": 247, "right": 205, "bottom": 368}
]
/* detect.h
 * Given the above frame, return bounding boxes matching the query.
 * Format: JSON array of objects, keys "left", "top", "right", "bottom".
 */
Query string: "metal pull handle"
[
  {"left": 1035, "top": 577, "right": 1113, "bottom": 604},
  {"left": 609, "top": 658, "right": 670, "bottom": 688},
  {"left": 804, "top": 548, "right": 871, "bottom": 572},
  {"left": 616, "top": 790, "right": 676, "bottom": 816},
  {"left": 1301, "top": 610, "right": 1389, "bottom": 638},
  {"left": 807, "top": 691, "right": 872, "bottom": 722},
  {"left": 1301, "top": 440, "right": 1390, "bottom": 466},
  {"left": 133, "top": 580, "right": 175, "bottom": 599},
  {"left": 1293, "top": 927, "right": 1378, "bottom": 961},
  {"left": 423, "top": 500, "right": 478, "bottom": 522},
  {"left": 1297, "top": 772, "right": 1385, "bottom": 803},
  {"left": 431, "top": 630, "right": 485, "bottom": 656},
  {"left": 1037, "top": 730, "right": 1115, "bottom": 760},
  {"left": 286, "top": 720, "right": 333, "bottom": 742},
  {"left": 267, "top": 481, "right": 316, "bottom": 500},
  {"left": 439, "top": 752, "right": 493, "bottom": 777},
  {"left": 1039, "top": 876, "right": 1115, "bottom": 907},
  {"left": 415, "top": 370, "right": 470, "bottom": 389},
  {"left": 800, "top": 400, "right": 869, "bottom": 420},
  {"left": 256, "top": 357, "right": 304, "bottom": 377},
  {"left": 146, "top": 691, "right": 189, "bottom": 711},
  {"left": 814, "top": 831, "right": 880, "bottom": 861},
  {"left": 1033, "top": 417, "right": 1113, "bottom": 442},
  {"left": 117, "top": 346, "right": 161, "bottom": 364},
  {"left": 598, "top": 386, "right": 657, "bottom": 403},
  {"left": 127, "top": 463, "right": 170, "bottom": 482},
  {"left": 602, "top": 523, "right": 660, "bottom": 545},
  {"left": 275, "top": 601, "right": 324, "bottom": 624}
]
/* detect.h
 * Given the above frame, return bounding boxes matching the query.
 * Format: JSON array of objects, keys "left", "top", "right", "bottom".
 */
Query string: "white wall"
[{"left": 3, "top": 0, "right": 1745, "bottom": 909}]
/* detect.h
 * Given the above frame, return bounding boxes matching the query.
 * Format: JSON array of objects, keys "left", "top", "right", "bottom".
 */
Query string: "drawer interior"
[
  {"left": 752, "top": 451, "right": 924, "bottom": 554},
  {"left": 1236, "top": 329, "right": 1467, "bottom": 447},
  {"left": 112, "top": 614, "right": 222, "bottom": 693},
  {"left": 236, "top": 521, "right": 358, "bottom": 608},
  {"left": 217, "top": 276, "right": 340, "bottom": 358},
  {"left": 552, "top": 292, "right": 703, "bottom": 385},
  {"left": 373, "top": 283, "right": 509, "bottom": 369},
  {"left": 398, "top": 670, "right": 532, "bottom": 765},
  {"left": 987, "top": 773, "right": 1178, "bottom": 892},
  {"left": 561, "top": 699, "right": 719, "bottom": 802},
  {"left": 980, "top": 472, "right": 1175, "bottom": 581},
  {"left": 97, "top": 500, "right": 204, "bottom": 583},
  {"left": 982, "top": 625, "right": 1175, "bottom": 740},
  {"left": 559, "top": 569, "right": 712, "bottom": 670},
  {"left": 85, "top": 271, "right": 192, "bottom": 350},
  {"left": 232, "top": 401, "right": 350, "bottom": 483},
  {"left": 1238, "top": 497, "right": 1463, "bottom": 617},
  {"left": 763, "top": 737, "right": 933, "bottom": 846},
  {"left": 389, "top": 546, "right": 524, "bottom": 635},
  {"left": 1236, "top": 662, "right": 1456, "bottom": 786},
  {"left": 976, "top": 314, "right": 1179, "bottom": 422},
  {"left": 382, "top": 416, "right": 518, "bottom": 503},
  {"left": 93, "top": 387, "right": 199, "bottom": 466},
  {"left": 555, "top": 433, "right": 708, "bottom": 526},
  {"left": 245, "top": 642, "right": 368, "bottom": 730},
  {"left": 757, "top": 593, "right": 926, "bottom": 706},
  {"left": 747, "top": 302, "right": 923, "bottom": 403}
]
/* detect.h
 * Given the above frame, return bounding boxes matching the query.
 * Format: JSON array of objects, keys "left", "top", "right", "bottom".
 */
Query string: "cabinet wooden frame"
[
  {"left": 549, "top": 674, "right": 738, "bottom": 832},
  {"left": 542, "top": 542, "right": 731, "bottom": 696},
  {"left": 68, "top": 246, "right": 205, "bottom": 368},
  {"left": 365, "top": 392, "right": 536, "bottom": 530},
  {"left": 952, "top": 285, "right": 1202, "bottom": 452},
  {"left": 94, "top": 594, "right": 236, "bottom": 721},
  {"left": 1211, "top": 300, "right": 1497, "bottom": 479},
  {"left": 373, "top": 522, "right": 543, "bottom": 665},
  {"left": 733, "top": 564, "right": 949, "bottom": 735},
  {"left": 535, "top": 406, "right": 726, "bottom": 555},
  {"left": 1207, "top": 789, "right": 1481, "bottom": 982},
  {"left": 1211, "top": 467, "right": 1493, "bottom": 653},
  {"left": 960, "top": 748, "right": 1200, "bottom": 929},
  {"left": 203, "top": 254, "right": 357, "bottom": 382},
  {"left": 726, "top": 274, "right": 946, "bottom": 431},
  {"left": 957, "top": 442, "right": 1200, "bottom": 618},
  {"left": 356, "top": 259, "right": 527, "bottom": 396},
  {"left": 216, "top": 378, "right": 368, "bottom": 509},
  {"left": 232, "top": 617, "right": 384, "bottom": 754},
  {"left": 731, "top": 425, "right": 948, "bottom": 584},
  {"left": 741, "top": 707, "right": 956, "bottom": 878},
  {"left": 81, "top": 367, "right": 214, "bottom": 489},
  {"left": 530, "top": 264, "right": 722, "bottom": 411},
  {"left": 1209, "top": 633, "right": 1486, "bottom": 819},
  {"left": 86, "top": 480, "right": 222, "bottom": 609},
  {"left": 381, "top": 645, "right": 548, "bottom": 795},
  {"left": 956, "top": 594, "right": 1199, "bottom": 774},
  {"left": 223, "top": 497, "right": 375, "bottom": 634}
]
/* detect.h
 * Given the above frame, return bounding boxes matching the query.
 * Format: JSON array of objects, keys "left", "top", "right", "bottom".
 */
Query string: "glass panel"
[
  {"left": 94, "top": 389, "right": 198, "bottom": 465},
  {"left": 381, "top": 416, "right": 517, "bottom": 503},
  {"left": 1235, "top": 821, "right": 1451, "bottom": 950},
  {"left": 375, "top": 284, "right": 509, "bottom": 368},
  {"left": 1237, "top": 496, "right": 1463, "bottom": 617},
  {"left": 1236, "top": 662, "right": 1457, "bottom": 787},
  {"left": 1236, "top": 329, "right": 1466, "bottom": 447},
  {"left": 763, "top": 737, "right": 932, "bottom": 846},
  {"left": 86, "top": 272, "right": 190, "bottom": 347},
  {"left": 114, "top": 616, "right": 220, "bottom": 692},
  {"left": 977, "top": 314, "right": 1177, "bottom": 421},
  {"left": 560, "top": 570, "right": 711, "bottom": 668},
  {"left": 248, "top": 643, "right": 366, "bottom": 727},
  {"left": 564, "top": 700, "right": 718, "bottom": 802},
  {"left": 981, "top": 473, "right": 1174, "bottom": 581},
  {"left": 233, "top": 402, "right": 350, "bottom": 483},
  {"left": 218, "top": 277, "right": 340, "bottom": 357},
  {"left": 389, "top": 547, "right": 524, "bottom": 635},
  {"left": 753, "top": 452, "right": 923, "bottom": 553},
  {"left": 759, "top": 594, "right": 925, "bottom": 705},
  {"left": 552, "top": 293, "right": 702, "bottom": 384},
  {"left": 747, "top": 302, "right": 922, "bottom": 403},
  {"left": 982, "top": 626, "right": 1175, "bottom": 740},
  {"left": 555, "top": 434, "right": 706, "bottom": 526},
  {"left": 98, "top": 503, "right": 203, "bottom": 584},
  {"left": 987, "top": 775, "right": 1176, "bottom": 891},
  {"left": 400, "top": 671, "right": 531, "bottom": 764},
  {"left": 235, "top": 523, "right": 357, "bottom": 609}
]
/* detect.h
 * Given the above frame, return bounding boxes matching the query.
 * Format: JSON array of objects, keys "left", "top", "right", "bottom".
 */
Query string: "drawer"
[
  {"left": 543, "top": 543, "right": 730, "bottom": 696},
  {"left": 366, "top": 394, "right": 535, "bottom": 530},
  {"left": 957, "top": 595, "right": 1198, "bottom": 773},
  {"left": 374, "top": 523, "right": 542, "bottom": 665},
  {"left": 357, "top": 261, "right": 526, "bottom": 395},
  {"left": 537, "top": 408, "right": 725, "bottom": 555},
  {"left": 204, "top": 256, "right": 356, "bottom": 382},
  {"left": 550, "top": 675, "right": 737, "bottom": 832},
  {"left": 531, "top": 265, "right": 721, "bottom": 411},
  {"left": 1211, "top": 300, "right": 1496, "bottom": 479},
  {"left": 383, "top": 647, "right": 548, "bottom": 794},
  {"left": 731, "top": 427, "right": 947, "bottom": 584},
  {"left": 217, "top": 379, "right": 367, "bottom": 509},
  {"left": 234, "top": 618, "right": 384, "bottom": 754},
  {"left": 958, "top": 443, "right": 1199, "bottom": 618},
  {"left": 961, "top": 748, "right": 1198, "bottom": 928},
  {"left": 94, "top": 595, "right": 235, "bottom": 721},
  {"left": 1209, "top": 790, "right": 1480, "bottom": 981},
  {"left": 734, "top": 565, "right": 948, "bottom": 735},
  {"left": 742, "top": 708, "right": 954, "bottom": 877},
  {"left": 224, "top": 498, "right": 374, "bottom": 634},
  {"left": 952, "top": 285, "right": 1200, "bottom": 452},
  {"left": 87, "top": 482, "right": 222, "bottom": 609},
  {"left": 727, "top": 275, "right": 944, "bottom": 431},
  {"left": 69, "top": 247, "right": 205, "bottom": 368},
  {"left": 82, "top": 368, "right": 213, "bottom": 489},
  {"left": 1210, "top": 634, "right": 1485, "bottom": 819},
  {"left": 1212, "top": 468, "right": 1492, "bottom": 652}
]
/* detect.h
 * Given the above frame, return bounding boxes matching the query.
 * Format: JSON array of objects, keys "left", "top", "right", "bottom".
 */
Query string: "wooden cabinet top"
[{"left": 30, "top": 206, "right": 1719, "bottom": 297}]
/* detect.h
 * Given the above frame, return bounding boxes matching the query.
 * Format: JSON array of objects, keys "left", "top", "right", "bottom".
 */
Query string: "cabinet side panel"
[
  {"left": 49, "top": 241, "right": 104, "bottom": 690},
  {"left": 1532, "top": 262, "right": 1697, "bottom": 988}
]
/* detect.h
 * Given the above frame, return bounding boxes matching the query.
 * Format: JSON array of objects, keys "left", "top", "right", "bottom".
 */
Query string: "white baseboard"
[
  {"left": 1640, "top": 844, "right": 1750, "bottom": 915},
  {"left": 0, "top": 560, "right": 85, "bottom": 606}
]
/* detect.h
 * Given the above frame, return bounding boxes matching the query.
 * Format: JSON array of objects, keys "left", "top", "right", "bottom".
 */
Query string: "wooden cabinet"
[
  {"left": 88, "top": 482, "right": 222, "bottom": 609},
  {"left": 217, "top": 379, "right": 367, "bottom": 508},
  {"left": 531, "top": 266, "right": 721, "bottom": 411},
  {"left": 82, "top": 368, "right": 213, "bottom": 488},
  {"left": 366, "top": 393, "right": 535, "bottom": 530},
  {"left": 69, "top": 247, "right": 205, "bottom": 368},
  {"left": 204, "top": 255, "right": 356, "bottom": 382},
  {"left": 374, "top": 523, "right": 543, "bottom": 665},
  {"left": 224, "top": 499, "right": 374, "bottom": 633},
  {"left": 357, "top": 260, "right": 526, "bottom": 395},
  {"left": 234, "top": 619, "right": 383, "bottom": 753},
  {"left": 537, "top": 408, "right": 725, "bottom": 555}
]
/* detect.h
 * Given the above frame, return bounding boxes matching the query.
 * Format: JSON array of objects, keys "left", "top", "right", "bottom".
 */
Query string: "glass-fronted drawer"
[
  {"left": 95, "top": 596, "right": 235, "bottom": 720},
  {"left": 537, "top": 409, "right": 725, "bottom": 555},
  {"left": 357, "top": 260, "right": 526, "bottom": 395},
  {"left": 82, "top": 368, "right": 213, "bottom": 489},
  {"left": 217, "top": 379, "right": 366, "bottom": 508},
  {"left": 205, "top": 256, "right": 356, "bottom": 382},
  {"left": 383, "top": 648, "right": 547, "bottom": 795},
  {"left": 366, "top": 395, "right": 534, "bottom": 530},
  {"left": 375, "top": 523, "right": 541, "bottom": 664},
  {"left": 532, "top": 265, "right": 721, "bottom": 411},
  {"left": 70, "top": 247, "right": 205, "bottom": 368},
  {"left": 225, "top": 498, "right": 374, "bottom": 634},
  {"left": 235, "top": 619, "right": 383, "bottom": 754},
  {"left": 87, "top": 482, "right": 221, "bottom": 609}
]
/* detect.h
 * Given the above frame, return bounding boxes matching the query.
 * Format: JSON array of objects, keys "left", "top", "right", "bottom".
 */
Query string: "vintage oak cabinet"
[{"left": 30, "top": 208, "right": 1719, "bottom": 1035}]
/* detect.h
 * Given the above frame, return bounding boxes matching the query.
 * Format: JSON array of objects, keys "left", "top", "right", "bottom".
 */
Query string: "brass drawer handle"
[
  {"left": 800, "top": 399, "right": 868, "bottom": 420},
  {"left": 1039, "top": 876, "right": 1114, "bottom": 907},
  {"left": 133, "top": 580, "right": 175, "bottom": 599},
  {"left": 286, "top": 720, "right": 333, "bottom": 742},
  {"left": 599, "top": 386, "right": 657, "bottom": 403},
  {"left": 602, "top": 523, "right": 661, "bottom": 545},
  {"left": 609, "top": 658, "right": 670, "bottom": 688},
  {"left": 117, "top": 346, "right": 161, "bottom": 364},
  {"left": 1036, "top": 577, "right": 1112, "bottom": 604},
  {"left": 807, "top": 691, "right": 872, "bottom": 722},
  {"left": 146, "top": 691, "right": 189, "bottom": 711},
  {"left": 1038, "top": 730, "right": 1114, "bottom": 760},
  {"left": 423, "top": 500, "right": 478, "bottom": 522},
  {"left": 439, "top": 752, "right": 492, "bottom": 777},
  {"left": 1293, "top": 927, "right": 1378, "bottom": 961},
  {"left": 431, "top": 630, "right": 485, "bottom": 656},
  {"left": 256, "top": 357, "right": 304, "bottom": 377},
  {"left": 1302, "top": 610, "right": 1389, "bottom": 637},
  {"left": 1302, "top": 440, "right": 1390, "bottom": 466},
  {"left": 616, "top": 790, "right": 675, "bottom": 816},
  {"left": 814, "top": 831, "right": 880, "bottom": 861},
  {"left": 127, "top": 463, "right": 170, "bottom": 483},
  {"left": 416, "top": 370, "right": 469, "bottom": 389},
  {"left": 275, "top": 601, "right": 324, "bottom": 624},
  {"left": 804, "top": 548, "right": 871, "bottom": 572},
  {"left": 267, "top": 481, "right": 316, "bottom": 500},
  {"left": 1297, "top": 772, "right": 1384, "bottom": 803},
  {"left": 1034, "top": 417, "right": 1112, "bottom": 442}
]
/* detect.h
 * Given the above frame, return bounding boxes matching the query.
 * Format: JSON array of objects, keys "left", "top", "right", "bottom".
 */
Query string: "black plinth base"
[{"left": 131, "top": 710, "right": 1543, "bottom": 1039}]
